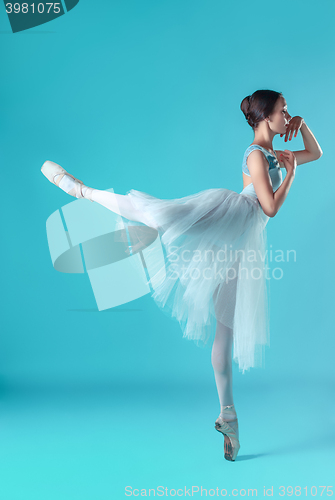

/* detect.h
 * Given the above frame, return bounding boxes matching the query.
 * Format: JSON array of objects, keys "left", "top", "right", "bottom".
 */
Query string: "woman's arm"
[
  {"left": 248, "top": 150, "right": 296, "bottom": 218},
  {"left": 270, "top": 167, "right": 295, "bottom": 217},
  {"left": 275, "top": 119, "right": 323, "bottom": 166}
]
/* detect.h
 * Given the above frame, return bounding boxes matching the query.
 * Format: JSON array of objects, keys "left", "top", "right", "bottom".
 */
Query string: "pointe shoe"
[
  {"left": 215, "top": 416, "right": 240, "bottom": 461},
  {"left": 41, "top": 160, "right": 94, "bottom": 202}
]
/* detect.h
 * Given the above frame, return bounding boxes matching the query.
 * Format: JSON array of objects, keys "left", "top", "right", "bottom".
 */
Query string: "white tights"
[
  {"left": 211, "top": 321, "right": 236, "bottom": 418},
  {"left": 56, "top": 174, "right": 154, "bottom": 227},
  {"left": 90, "top": 189, "right": 156, "bottom": 227}
]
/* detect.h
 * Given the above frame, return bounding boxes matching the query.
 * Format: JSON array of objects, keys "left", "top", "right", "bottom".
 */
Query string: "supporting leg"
[
  {"left": 211, "top": 318, "right": 240, "bottom": 461},
  {"left": 211, "top": 319, "right": 235, "bottom": 415}
]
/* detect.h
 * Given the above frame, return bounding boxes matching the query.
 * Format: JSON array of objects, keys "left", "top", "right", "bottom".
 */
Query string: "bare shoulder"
[{"left": 247, "top": 149, "right": 268, "bottom": 170}]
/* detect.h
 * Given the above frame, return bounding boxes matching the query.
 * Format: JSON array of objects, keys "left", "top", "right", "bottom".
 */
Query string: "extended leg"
[
  {"left": 89, "top": 189, "right": 156, "bottom": 228},
  {"left": 41, "top": 160, "right": 156, "bottom": 227}
]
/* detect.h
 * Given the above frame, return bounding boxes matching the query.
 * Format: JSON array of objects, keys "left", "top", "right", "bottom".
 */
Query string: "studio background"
[{"left": 1, "top": 0, "right": 334, "bottom": 498}]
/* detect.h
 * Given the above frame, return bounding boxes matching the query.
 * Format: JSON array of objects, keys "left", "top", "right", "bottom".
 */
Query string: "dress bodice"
[{"left": 240, "top": 144, "right": 283, "bottom": 200}]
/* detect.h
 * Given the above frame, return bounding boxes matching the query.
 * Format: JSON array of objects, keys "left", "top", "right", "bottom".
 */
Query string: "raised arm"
[{"left": 247, "top": 149, "right": 296, "bottom": 218}]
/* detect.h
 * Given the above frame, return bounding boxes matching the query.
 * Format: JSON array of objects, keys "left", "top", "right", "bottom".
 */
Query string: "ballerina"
[{"left": 41, "top": 89, "right": 322, "bottom": 461}]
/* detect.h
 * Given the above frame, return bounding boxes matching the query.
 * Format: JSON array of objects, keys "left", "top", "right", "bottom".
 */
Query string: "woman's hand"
[
  {"left": 280, "top": 116, "right": 305, "bottom": 142},
  {"left": 279, "top": 150, "right": 297, "bottom": 175}
]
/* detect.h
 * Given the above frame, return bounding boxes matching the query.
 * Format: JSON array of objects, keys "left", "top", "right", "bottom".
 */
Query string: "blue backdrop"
[{"left": 1, "top": 0, "right": 334, "bottom": 498}]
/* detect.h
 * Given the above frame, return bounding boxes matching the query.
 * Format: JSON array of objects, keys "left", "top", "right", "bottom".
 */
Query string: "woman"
[{"left": 41, "top": 89, "right": 322, "bottom": 462}]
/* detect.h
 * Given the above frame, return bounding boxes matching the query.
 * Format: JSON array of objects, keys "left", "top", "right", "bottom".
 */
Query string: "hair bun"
[
  {"left": 241, "top": 90, "right": 282, "bottom": 129},
  {"left": 246, "top": 111, "right": 254, "bottom": 126}
]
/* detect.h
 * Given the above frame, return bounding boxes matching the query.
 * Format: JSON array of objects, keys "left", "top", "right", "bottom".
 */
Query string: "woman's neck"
[{"left": 252, "top": 128, "right": 275, "bottom": 153}]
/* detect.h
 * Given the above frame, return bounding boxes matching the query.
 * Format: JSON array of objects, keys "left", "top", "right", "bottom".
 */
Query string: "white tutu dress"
[{"left": 122, "top": 145, "right": 283, "bottom": 374}]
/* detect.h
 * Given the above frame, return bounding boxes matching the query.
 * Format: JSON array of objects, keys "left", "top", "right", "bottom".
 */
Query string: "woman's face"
[{"left": 268, "top": 96, "right": 291, "bottom": 134}]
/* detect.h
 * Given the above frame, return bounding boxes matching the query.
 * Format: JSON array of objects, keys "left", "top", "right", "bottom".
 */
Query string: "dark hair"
[{"left": 241, "top": 90, "right": 283, "bottom": 129}]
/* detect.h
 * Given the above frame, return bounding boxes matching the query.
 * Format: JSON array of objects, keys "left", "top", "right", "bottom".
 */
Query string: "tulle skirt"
[{"left": 120, "top": 187, "right": 271, "bottom": 374}]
